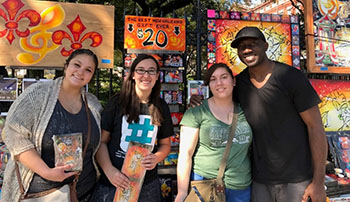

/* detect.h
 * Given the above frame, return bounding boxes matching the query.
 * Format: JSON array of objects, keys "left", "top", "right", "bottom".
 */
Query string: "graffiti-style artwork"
[
  {"left": 215, "top": 21, "right": 292, "bottom": 75},
  {"left": 311, "top": 79, "right": 350, "bottom": 132},
  {"left": 0, "top": 0, "right": 114, "bottom": 68},
  {"left": 207, "top": 9, "right": 299, "bottom": 75},
  {"left": 305, "top": 0, "right": 350, "bottom": 73},
  {"left": 310, "top": 79, "right": 350, "bottom": 175}
]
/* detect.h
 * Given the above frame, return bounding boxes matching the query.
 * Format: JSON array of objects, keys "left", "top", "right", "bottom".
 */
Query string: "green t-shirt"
[{"left": 180, "top": 99, "right": 252, "bottom": 190}]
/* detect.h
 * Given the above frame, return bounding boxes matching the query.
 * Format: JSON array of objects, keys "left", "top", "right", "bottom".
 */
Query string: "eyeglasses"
[{"left": 135, "top": 69, "right": 158, "bottom": 75}]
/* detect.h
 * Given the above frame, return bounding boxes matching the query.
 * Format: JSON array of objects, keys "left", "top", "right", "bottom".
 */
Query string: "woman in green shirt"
[{"left": 175, "top": 63, "right": 252, "bottom": 202}]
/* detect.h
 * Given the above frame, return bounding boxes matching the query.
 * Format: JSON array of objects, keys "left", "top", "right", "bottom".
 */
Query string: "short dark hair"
[{"left": 204, "top": 63, "right": 234, "bottom": 86}]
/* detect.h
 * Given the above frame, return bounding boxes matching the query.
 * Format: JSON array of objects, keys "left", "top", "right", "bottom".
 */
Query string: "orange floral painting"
[
  {"left": 0, "top": 0, "right": 114, "bottom": 68},
  {"left": 114, "top": 142, "right": 152, "bottom": 202}
]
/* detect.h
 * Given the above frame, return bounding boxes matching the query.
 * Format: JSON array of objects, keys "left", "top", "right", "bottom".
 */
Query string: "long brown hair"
[{"left": 119, "top": 54, "right": 163, "bottom": 126}]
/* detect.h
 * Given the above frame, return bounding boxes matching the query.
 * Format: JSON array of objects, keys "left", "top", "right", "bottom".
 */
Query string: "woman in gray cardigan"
[{"left": 2, "top": 49, "right": 102, "bottom": 202}]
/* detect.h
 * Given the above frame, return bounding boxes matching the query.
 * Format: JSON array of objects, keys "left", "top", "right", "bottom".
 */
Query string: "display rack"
[
  {"left": 124, "top": 53, "right": 185, "bottom": 176},
  {"left": 124, "top": 53, "right": 184, "bottom": 201},
  {"left": 158, "top": 54, "right": 185, "bottom": 175}
]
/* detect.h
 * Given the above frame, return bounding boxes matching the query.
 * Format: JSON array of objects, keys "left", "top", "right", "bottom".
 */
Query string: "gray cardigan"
[{"left": 2, "top": 77, "right": 102, "bottom": 202}]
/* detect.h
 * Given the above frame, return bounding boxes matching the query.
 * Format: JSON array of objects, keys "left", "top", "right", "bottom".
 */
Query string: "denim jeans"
[
  {"left": 90, "top": 177, "right": 161, "bottom": 202},
  {"left": 190, "top": 172, "right": 251, "bottom": 202}
]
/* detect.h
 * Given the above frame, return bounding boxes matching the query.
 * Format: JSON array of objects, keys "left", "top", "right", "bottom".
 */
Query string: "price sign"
[{"left": 124, "top": 15, "right": 186, "bottom": 53}]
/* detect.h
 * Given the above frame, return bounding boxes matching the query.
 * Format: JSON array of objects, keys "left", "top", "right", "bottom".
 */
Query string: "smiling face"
[
  {"left": 209, "top": 67, "right": 235, "bottom": 99},
  {"left": 132, "top": 58, "right": 159, "bottom": 96},
  {"left": 64, "top": 54, "right": 95, "bottom": 88},
  {"left": 237, "top": 38, "right": 268, "bottom": 68}
]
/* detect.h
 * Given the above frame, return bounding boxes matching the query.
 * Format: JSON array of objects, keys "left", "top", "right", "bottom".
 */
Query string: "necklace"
[
  {"left": 59, "top": 94, "right": 82, "bottom": 114},
  {"left": 67, "top": 101, "right": 82, "bottom": 113}
]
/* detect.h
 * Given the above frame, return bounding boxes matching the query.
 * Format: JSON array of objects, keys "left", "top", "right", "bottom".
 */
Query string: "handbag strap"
[
  {"left": 15, "top": 160, "right": 25, "bottom": 196},
  {"left": 15, "top": 92, "right": 92, "bottom": 199},
  {"left": 76, "top": 92, "right": 91, "bottom": 176},
  {"left": 70, "top": 92, "right": 91, "bottom": 202},
  {"left": 216, "top": 102, "right": 239, "bottom": 182}
]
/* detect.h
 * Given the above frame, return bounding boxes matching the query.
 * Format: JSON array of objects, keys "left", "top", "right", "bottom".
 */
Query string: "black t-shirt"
[
  {"left": 28, "top": 100, "right": 100, "bottom": 198},
  {"left": 100, "top": 95, "right": 174, "bottom": 186},
  {"left": 235, "top": 62, "right": 321, "bottom": 184}
]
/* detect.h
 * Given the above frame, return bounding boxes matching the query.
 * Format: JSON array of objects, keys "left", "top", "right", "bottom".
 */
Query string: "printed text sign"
[{"left": 124, "top": 15, "right": 185, "bottom": 53}]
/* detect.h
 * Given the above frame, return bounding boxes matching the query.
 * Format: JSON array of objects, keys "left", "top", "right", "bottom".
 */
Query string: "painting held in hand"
[
  {"left": 114, "top": 115, "right": 158, "bottom": 202},
  {"left": 113, "top": 142, "right": 153, "bottom": 202}
]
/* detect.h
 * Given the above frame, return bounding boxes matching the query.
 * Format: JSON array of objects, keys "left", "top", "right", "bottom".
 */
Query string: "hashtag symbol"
[{"left": 126, "top": 118, "right": 154, "bottom": 144}]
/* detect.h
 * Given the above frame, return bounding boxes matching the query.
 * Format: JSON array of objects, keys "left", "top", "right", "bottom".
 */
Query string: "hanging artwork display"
[
  {"left": 305, "top": 0, "right": 350, "bottom": 73},
  {"left": 207, "top": 9, "right": 300, "bottom": 75},
  {"left": 124, "top": 15, "right": 186, "bottom": 53},
  {"left": 0, "top": 78, "right": 17, "bottom": 101},
  {"left": 0, "top": 0, "right": 114, "bottom": 68},
  {"left": 310, "top": 79, "right": 350, "bottom": 176}
]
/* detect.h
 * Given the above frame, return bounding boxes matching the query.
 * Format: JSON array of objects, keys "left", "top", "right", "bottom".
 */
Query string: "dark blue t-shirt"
[{"left": 28, "top": 100, "right": 100, "bottom": 198}]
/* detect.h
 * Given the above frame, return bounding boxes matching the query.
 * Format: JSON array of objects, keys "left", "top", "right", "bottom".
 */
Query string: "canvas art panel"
[
  {"left": 305, "top": 0, "right": 350, "bottom": 73},
  {"left": 207, "top": 9, "right": 299, "bottom": 75},
  {"left": 310, "top": 79, "right": 350, "bottom": 176},
  {"left": 0, "top": 0, "right": 114, "bottom": 68}
]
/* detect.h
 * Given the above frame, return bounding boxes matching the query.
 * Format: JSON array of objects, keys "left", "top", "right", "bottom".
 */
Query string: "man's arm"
[
  {"left": 188, "top": 95, "right": 203, "bottom": 108},
  {"left": 300, "top": 105, "right": 327, "bottom": 202}
]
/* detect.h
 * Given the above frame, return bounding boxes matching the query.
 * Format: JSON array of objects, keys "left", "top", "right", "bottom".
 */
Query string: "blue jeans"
[
  {"left": 90, "top": 177, "right": 161, "bottom": 202},
  {"left": 190, "top": 173, "right": 251, "bottom": 202}
]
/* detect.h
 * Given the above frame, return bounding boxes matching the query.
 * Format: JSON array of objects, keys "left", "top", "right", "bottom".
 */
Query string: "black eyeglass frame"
[{"left": 134, "top": 68, "right": 159, "bottom": 75}]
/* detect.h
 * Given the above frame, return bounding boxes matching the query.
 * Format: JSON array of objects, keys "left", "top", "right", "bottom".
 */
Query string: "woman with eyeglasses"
[{"left": 91, "top": 54, "right": 173, "bottom": 202}]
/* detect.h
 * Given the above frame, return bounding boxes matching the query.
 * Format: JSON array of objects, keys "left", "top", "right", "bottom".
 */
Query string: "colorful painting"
[
  {"left": 0, "top": 78, "right": 17, "bottom": 101},
  {"left": 52, "top": 133, "right": 83, "bottom": 172},
  {"left": 124, "top": 15, "right": 186, "bottom": 53},
  {"left": 305, "top": 0, "right": 350, "bottom": 73},
  {"left": 310, "top": 79, "right": 350, "bottom": 176},
  {"left": 0, "top": 0, "right": 114, "bottom": 68},
  {"left": 114, "top": 142, "right": 152, "bottom": 202},
  {"left": 207, "top": 9, "right": 299, "bottom": 75},
  {"left": 187, "top": 80, "right": 209, "bottom": 104},
  {"left": 160, "top": 177, "right": 172, "bottom": 201}
]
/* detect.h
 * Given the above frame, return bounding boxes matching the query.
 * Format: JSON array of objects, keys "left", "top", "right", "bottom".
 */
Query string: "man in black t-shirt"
[{"left": 232, "top": 26, "right": 327, "bottom": 202}]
